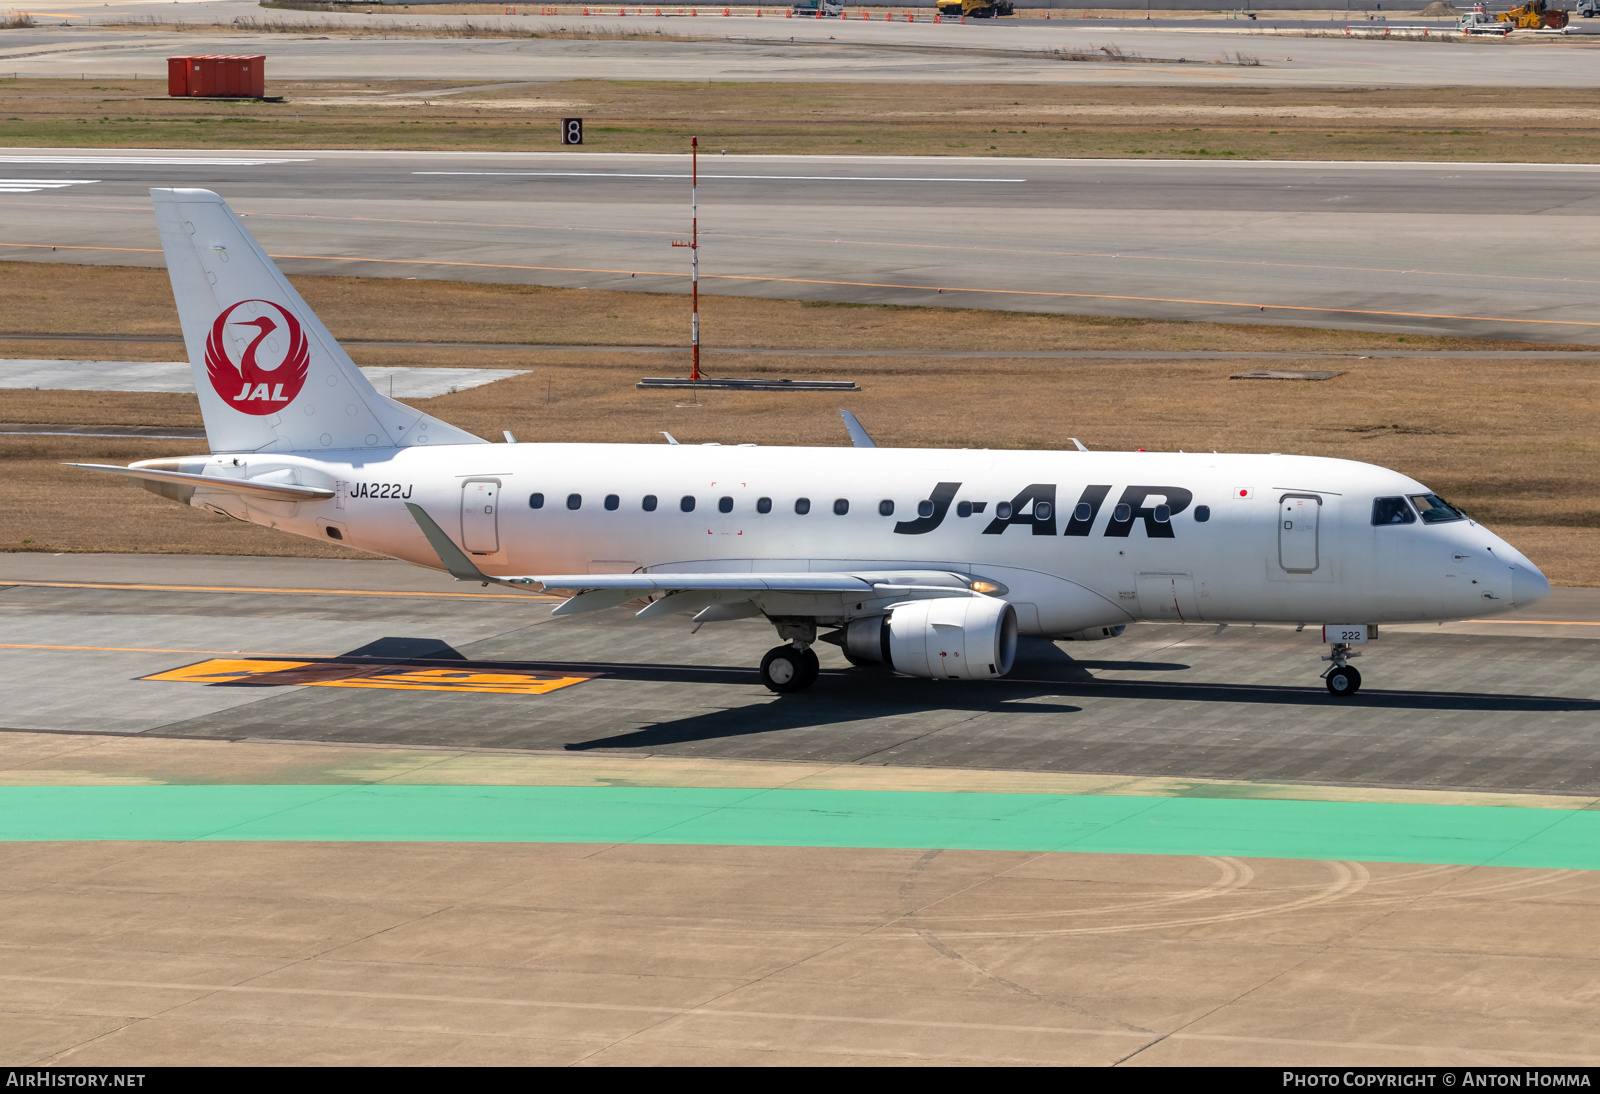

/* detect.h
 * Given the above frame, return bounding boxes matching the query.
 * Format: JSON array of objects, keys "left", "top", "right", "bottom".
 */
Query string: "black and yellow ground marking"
[{"left": 144, "top": 658, "right": 597, "bottom": 696}]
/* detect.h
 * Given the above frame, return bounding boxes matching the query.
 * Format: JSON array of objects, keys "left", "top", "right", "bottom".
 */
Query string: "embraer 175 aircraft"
[{"left": 72, "top": 189, "right": 1550, "bottom": 697}]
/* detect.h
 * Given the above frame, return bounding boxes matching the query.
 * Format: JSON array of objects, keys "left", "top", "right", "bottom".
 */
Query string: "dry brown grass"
[{"left": 4, "top": 77, "right": 1600, "bottom": 162}]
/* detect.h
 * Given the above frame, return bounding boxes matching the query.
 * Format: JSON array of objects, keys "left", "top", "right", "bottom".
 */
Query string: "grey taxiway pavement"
[
  {"left": 5, "top": 554, "right": 1598, "bottom": 795},
  {"left": 7, "top": 17, "right": 1600, "bottom": 87},
  {"left": 5, "top": 149, "right": 1600, "bottom": 342}
]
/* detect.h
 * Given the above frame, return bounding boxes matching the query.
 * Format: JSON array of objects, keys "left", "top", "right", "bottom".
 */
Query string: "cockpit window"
[
  {"left": 1371, "top": 497, "right": 1416, "bottom": 526},
  {"left": 1409, "top": 493, "right": 1465, "bottom": 524}
]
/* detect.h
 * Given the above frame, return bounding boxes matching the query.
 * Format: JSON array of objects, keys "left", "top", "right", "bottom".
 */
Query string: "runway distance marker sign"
[{"left": 145, "top": 658, "right": 597, "bottom": 695}]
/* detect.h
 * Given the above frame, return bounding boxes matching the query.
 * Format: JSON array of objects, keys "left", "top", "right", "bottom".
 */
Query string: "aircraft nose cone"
[{"left": 1512, "top": 562, "right": 1551, "bottom": 609}]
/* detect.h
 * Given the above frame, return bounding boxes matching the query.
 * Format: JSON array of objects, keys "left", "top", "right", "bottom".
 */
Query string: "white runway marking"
[
  {"left": 416, "top": 170, "right": 1029, "bottom": 183},
  {"left": 0, "top": 178, "right": 98, "bottom": 193},
  {"left": 0, "top": 156, "right": 310, "bottom": 166}
]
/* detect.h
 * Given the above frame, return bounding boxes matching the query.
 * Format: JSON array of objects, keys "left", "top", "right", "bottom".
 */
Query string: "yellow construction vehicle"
[
  {"left": 935, "top": 0, "right": 1015, "bottom": 16},
  {"left": 1495, "top": 0, "right": 1569, "bottom": 28}
]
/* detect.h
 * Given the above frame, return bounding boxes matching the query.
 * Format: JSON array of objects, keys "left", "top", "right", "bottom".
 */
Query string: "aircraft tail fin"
[{"left": 151, "top": 187, "right": 485, "bottom": 454}]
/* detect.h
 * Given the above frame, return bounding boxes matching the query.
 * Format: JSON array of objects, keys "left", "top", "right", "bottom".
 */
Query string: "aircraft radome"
[{"left": 69, "top": 189, "right": 1551, "bottom": 697}]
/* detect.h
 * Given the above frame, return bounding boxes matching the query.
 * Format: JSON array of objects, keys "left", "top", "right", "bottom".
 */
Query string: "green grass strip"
[{"left": 2, "top": 785, "right": 1597, "bottom": 869}]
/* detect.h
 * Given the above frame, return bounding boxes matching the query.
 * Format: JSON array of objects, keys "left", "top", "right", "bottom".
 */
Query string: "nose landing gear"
[{"left": 1322, "top": 642, "right": 1363, "bottom": 697}]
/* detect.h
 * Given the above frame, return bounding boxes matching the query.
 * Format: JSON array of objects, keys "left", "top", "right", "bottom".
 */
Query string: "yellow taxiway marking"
[
  {"left": 144, "top": 658, "right": 595, "bottom": 696},
  {"left": 1, "top": 643, "right": 303, "bottom": 656},
  {"left": 7, "top": 241, "right": 1600, "bottom": 329},
  {"left": 1, "top": 579, "right": 555, "bottom": 601}
]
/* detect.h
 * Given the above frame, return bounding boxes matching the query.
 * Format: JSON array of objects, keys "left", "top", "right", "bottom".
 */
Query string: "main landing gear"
[
  {"left": 1322, "top": 642, "right": 1363, "bottom": 697},
  {"left": 760, "top": 620, "right": 820, "bottom": 693},
  {"left": 761, "top": 644, "right": 819, "bottom": 693}
]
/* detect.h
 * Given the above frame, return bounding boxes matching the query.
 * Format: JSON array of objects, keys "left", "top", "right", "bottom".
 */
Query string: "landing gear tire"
[
  {"left": 761, "top": 645, "right": 819, "bottom": 693},
  {"left": 1326, "top": 665, "right": 1362, "bottom": 697}
]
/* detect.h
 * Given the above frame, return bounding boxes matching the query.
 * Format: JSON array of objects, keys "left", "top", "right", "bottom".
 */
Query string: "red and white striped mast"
[{"left": 689, "top": 135, "right": 700, "bottom": 383}]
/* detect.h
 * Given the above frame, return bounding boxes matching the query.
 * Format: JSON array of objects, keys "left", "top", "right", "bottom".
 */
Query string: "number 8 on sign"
[{"left": 562, "top": 117, "right": 583, "bottom": 146}]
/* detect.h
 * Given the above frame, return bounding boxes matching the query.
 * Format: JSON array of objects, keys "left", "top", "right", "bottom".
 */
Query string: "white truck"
[{"left": 1458, "top": 6, "right": 1509, "bottom": 30}]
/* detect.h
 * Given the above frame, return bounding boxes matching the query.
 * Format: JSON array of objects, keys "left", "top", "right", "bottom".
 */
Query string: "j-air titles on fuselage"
[
  {"left": 894, "top": 484, "right": 1194, "bottom": 538},
  {"left": 334, "top": 479, "right": 1195, "bottom": 536}
]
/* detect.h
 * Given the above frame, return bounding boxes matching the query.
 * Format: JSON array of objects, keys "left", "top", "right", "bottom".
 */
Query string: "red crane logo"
[{"left": 204, "top": 300, "right": 310, "bottom": 415}]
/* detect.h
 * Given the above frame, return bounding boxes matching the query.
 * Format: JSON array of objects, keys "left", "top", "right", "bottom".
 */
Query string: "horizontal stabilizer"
[{"left": 66, "top": 462, "right": 334, "bottom": 502}]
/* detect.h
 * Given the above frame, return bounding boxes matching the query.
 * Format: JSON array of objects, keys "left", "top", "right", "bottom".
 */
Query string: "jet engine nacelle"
[{"left": 844, "top": 596, "right": 1018, "bottom": 680}]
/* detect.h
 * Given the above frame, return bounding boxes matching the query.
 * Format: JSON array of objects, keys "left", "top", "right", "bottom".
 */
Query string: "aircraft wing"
[{"left": 404, "top": 502, "right": 982, "bottom": 617}]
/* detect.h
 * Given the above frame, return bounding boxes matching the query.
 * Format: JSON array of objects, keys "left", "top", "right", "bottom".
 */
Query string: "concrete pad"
[{"left": 0, "top": 830, "right": 1596, "bottom": 1062}]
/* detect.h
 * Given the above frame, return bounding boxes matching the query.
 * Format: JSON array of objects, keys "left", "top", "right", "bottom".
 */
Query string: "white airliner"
[{"left": 72, "top": 188, "right": 1550, "bottom": 697}]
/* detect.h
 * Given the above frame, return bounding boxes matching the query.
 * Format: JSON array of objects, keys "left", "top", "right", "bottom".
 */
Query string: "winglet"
[
  {"left": 1070, "top": 437, "right": 1088, "bottom": 453},
  {"left": 840, "top": 410, "right": 877, "bottom": 449},
  {"left": 405, "top": 502, "right": 492, "bottom": 582}
]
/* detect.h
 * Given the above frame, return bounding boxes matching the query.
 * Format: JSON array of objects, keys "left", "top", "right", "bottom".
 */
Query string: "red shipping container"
[
  {"left": 167, "top": 56, "right": 188, "bottom": 97},
  {"left": 241, "top": 55, "right": 264, "bottom": 98},
  {"left": 188, "top": 55, "right": 220, "bottom": 98},
  {"left": 219, "top": 56, "right": 242, "bottom": 98}
]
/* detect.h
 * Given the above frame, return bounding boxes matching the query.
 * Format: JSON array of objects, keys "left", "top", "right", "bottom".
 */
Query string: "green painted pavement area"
[{"left": 3, "top": 785, "right": 1599, "bottom": 868}]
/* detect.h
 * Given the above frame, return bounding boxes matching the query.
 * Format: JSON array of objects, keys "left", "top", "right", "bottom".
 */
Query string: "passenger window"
[
  {"left": 917, "top": 500, "right": 934, "bottom": 519},
  {"left": 833, "top": 498, "right": 849, "bottom": 516},
  {"left": 1371, "top": 497, "right": 1416, "bottom": 526},
  {"left": 795, "top": 497, "right": 810, "bottom": 515},
  {"left": 680, "top": 495, "right": 696, "bottom": 513},
  {"left": 529, "top": 492, "right": 544, "bottom": 510},
  {"left": 1154, "top": 504, "right": 1171, "bottom": 524},
  {"left": 1409, "top": 493, "right": 1465, "bottom": 524},
  {"left": 995, "top": 501, "right": 1013, "bottom": 521},
  {"left": 879, "top": 500, "right": 894, "bottom": 517},
  {"left": 757, "top": 497, "right": 772, "bottom": 514},
  {"left": 718, "top": 496, "right": 733, "bottom": 514},
  {"left": 566, "top": 493, "right": 582, "bottom": 511},
  {"left": 1112, "top": 503, "right": 1132, "bottom": 522},
  {"left": 1074, "top": 502, "right": 1092, "bottom": 522},
  {"left": 1194, "top": 504, "right": 1210, "bottom": 523},
  {"left": 642, "top": 494, "right": 657, "bottom": 512},
  {"left": 957, "top": 501, "right": 973, "bottom": 518},
  {"left": 604, "top": 494, "right": 619, "bottom": 511},
  {"left": 1035, "top": 501, "right": 1053, "bottom": 521}
]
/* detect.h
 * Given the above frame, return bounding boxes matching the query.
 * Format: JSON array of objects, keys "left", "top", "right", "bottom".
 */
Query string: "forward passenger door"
[{"left": 1279, "top": 494, "right": 1321, "bottom": 574}]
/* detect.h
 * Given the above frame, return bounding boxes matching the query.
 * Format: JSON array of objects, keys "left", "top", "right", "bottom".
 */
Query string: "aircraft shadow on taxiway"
[
  {"left": 191, "top": 636, "right": 1600, "bottom": 752},
  {"left": 550, "top": 638, "right": 1600, "bottom": 753}
]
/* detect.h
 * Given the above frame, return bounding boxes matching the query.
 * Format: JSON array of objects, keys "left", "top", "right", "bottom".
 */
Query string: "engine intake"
[{"left": 844, "top": 596, "right": 1018, "bottom": 680}]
